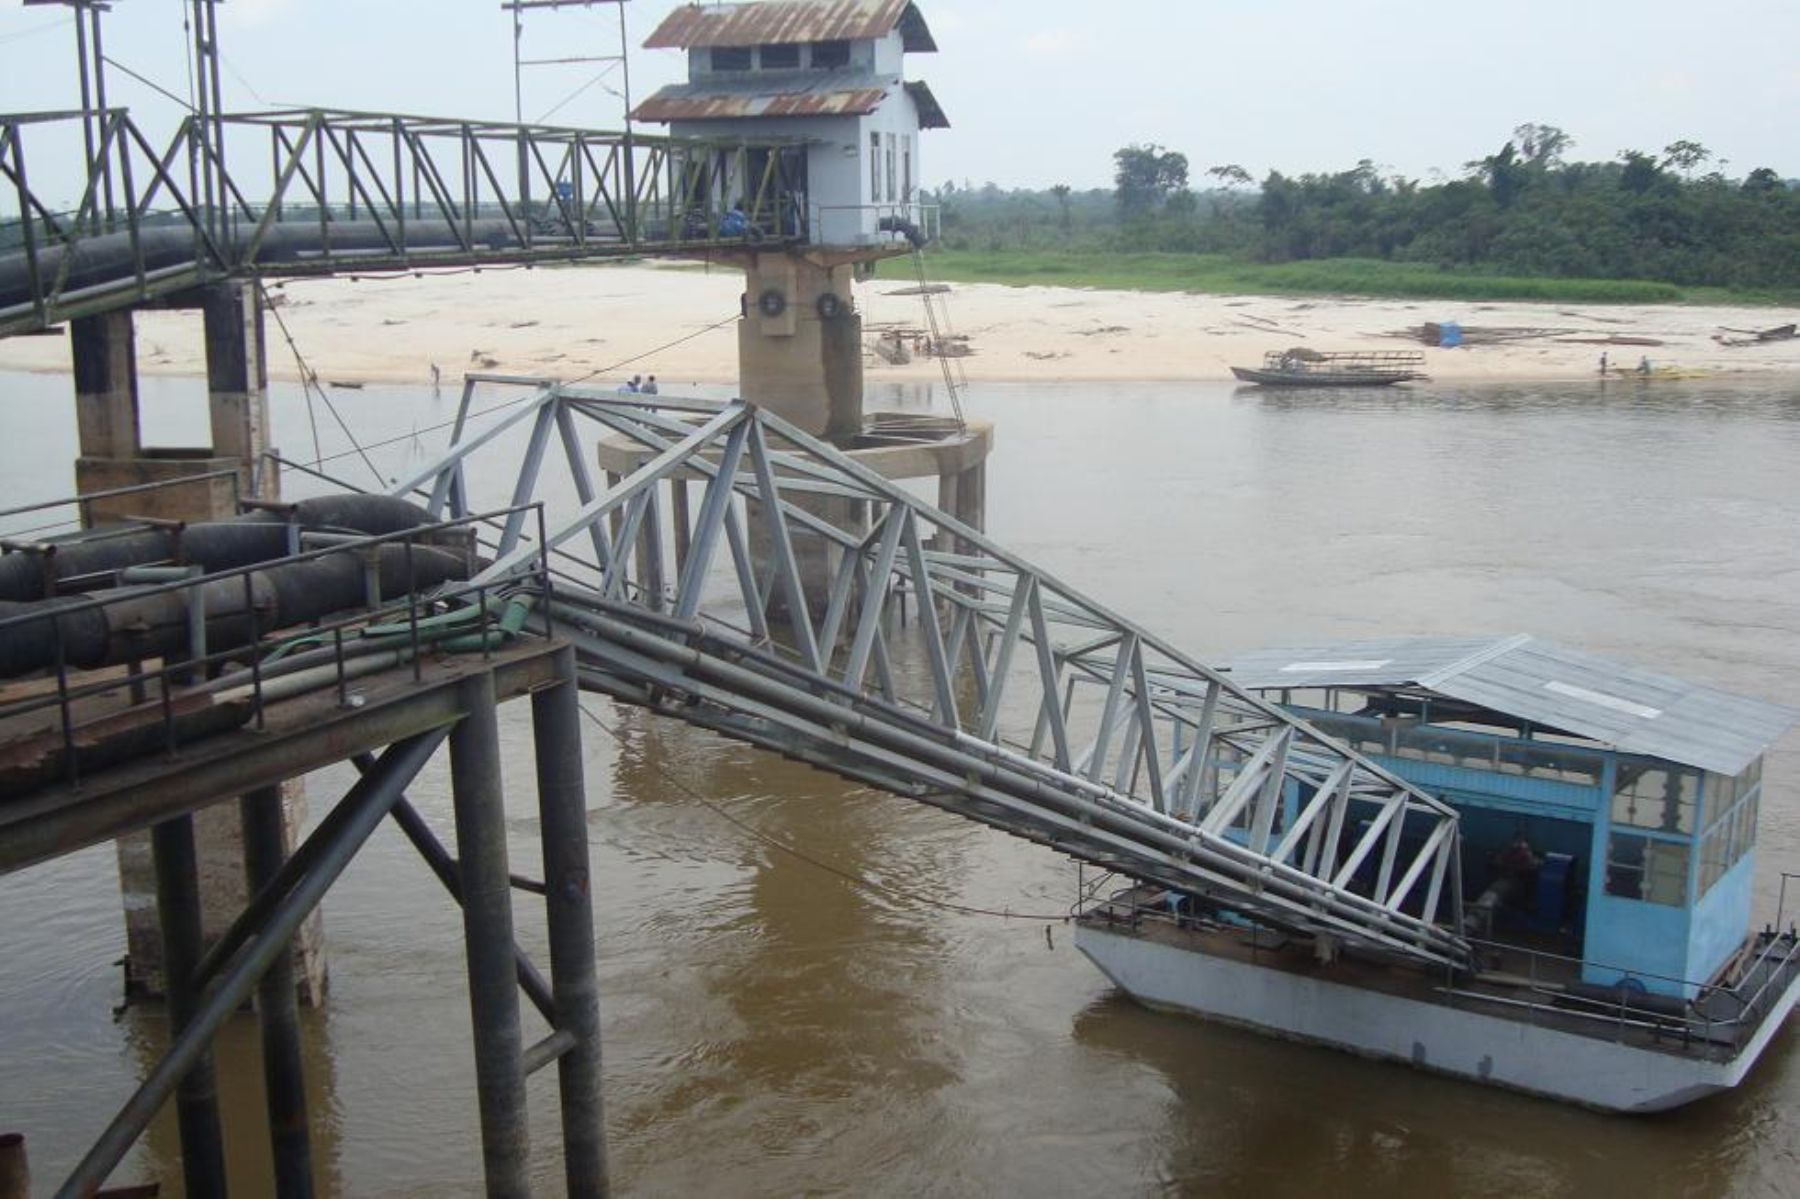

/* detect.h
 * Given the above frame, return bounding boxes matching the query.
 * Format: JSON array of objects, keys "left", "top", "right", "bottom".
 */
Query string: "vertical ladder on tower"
[{"left": 912, "top": 248, "right": 968, "bottom": 431}]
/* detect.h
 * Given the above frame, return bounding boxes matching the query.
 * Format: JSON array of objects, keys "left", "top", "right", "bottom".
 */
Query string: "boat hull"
[
  {"left": 1230, "top": 366, "right": 1417, "bottom": 387},
  {"left": 1074, "top": 920, "right": 1798, "bottom": 1113}
]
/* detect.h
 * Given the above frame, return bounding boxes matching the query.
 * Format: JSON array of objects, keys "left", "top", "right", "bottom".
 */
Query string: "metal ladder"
[{"left": 912, "top": 248, "right": 968, "bottom": 430}]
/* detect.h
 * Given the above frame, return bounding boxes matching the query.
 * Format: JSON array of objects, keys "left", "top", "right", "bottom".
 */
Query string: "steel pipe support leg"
[
  {"left": 533, "top": 652, "right": 608, "bottom": 1198},
  {"left": 152, "top": 814, "right": 230, "bottom": 1199},
  {"left": 451, "top": 675, "right": 531, "bottom": 1198},
  {"left": 241, "top": 786, "right": 314, "bottom": 1199}
]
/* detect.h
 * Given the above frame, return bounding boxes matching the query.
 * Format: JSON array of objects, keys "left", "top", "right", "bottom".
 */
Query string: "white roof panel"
[{"left": 1225, "top": 635, "right": 1796, "bottom": 776}]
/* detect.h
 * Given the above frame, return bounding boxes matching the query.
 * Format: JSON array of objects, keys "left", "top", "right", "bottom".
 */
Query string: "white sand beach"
[{"left": 1, "top": 261, "right": 1794, "bottom": 389}]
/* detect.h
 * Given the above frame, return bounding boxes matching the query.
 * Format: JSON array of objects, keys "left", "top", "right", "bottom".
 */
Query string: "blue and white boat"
[{"left": 1075, "top": 635, "right": 1800, "bottom": 1112}]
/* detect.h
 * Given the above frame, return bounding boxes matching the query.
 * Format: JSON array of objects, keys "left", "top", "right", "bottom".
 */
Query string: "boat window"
[
  {"left": 1696, "top": 774, "right": 1760, "bottom": 896},
  {"left": 1605, "top": 832, "right": 1688, "bottom": 906},
  {"left": 759, "top": 43, "right": 800, "bottom": 70},
  {"left": 711, "top": 46, "right": 753, "bottom": 71},
  {"left": 1610, "top": 763, "right": 1697, "bottom": 834},
  {"left": 811, "top": 40, "right": 851, "bottom": 69}
]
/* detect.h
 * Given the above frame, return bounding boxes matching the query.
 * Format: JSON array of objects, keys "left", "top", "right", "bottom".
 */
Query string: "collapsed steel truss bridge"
[{"left": 401, "top": 383, "right": 1473, "bottom": 971}]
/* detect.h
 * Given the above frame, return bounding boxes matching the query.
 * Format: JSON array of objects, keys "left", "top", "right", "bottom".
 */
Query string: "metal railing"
[
  {"left": 1075, "top": 881, "right": 1800, "bottom": 1053},
  {"left": 0, "top": 468, "right": 243, "bottom": 543},
  {"left": 0, "top": 106, "right": 807, "bottom": 335},
  {"left": 0, "top": 504, "right": 551, "bottom": 793}
]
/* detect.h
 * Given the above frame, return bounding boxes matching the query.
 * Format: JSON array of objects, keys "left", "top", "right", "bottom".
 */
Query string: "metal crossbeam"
[
  {"left": 393, "top": 383, "right": 1473, "bottom": 970},
  {"left": 0, "top": 106, "right": 810, "bottom": 336}
]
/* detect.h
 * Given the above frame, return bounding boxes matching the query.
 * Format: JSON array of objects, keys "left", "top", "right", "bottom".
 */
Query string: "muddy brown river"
[{"left": 1, "top": 371, "right": 1796, "bottom": 1196}]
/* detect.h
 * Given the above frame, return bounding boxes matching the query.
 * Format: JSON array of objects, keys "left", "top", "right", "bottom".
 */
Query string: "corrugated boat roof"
[
  {"left": 645, "top": 1, "right": 938, "bottom": 53},
  {"left": 632, "top": 71, "right": 948, "bottom": 128},
  {"left": 1224, "top": 634, "right": 1797, "bottom": 776}
]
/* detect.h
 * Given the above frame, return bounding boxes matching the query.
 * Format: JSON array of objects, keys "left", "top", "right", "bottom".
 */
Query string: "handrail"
[
  {"left": 0, "top": 503, "right": 553, "bottom": 792},
  {"left": 0, "top": 106, "right": 813, "bottom": 335},
  {"left": 1076, "top": 885, "right": 1800, "bottom": 1048}
]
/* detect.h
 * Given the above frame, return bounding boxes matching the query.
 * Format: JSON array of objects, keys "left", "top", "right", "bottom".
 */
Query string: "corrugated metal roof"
[
  {"left": 1224, "top": 635, "right": 1797, "bottom": 776},
  {"left": 645, "top": 1, "right": 938, "bottom": 53},
  {"left": 632, "top": 69, "right": 897, "bottom": 123},
  {"left": 903, "top": 80, "right": 948, "bottom": 129}
]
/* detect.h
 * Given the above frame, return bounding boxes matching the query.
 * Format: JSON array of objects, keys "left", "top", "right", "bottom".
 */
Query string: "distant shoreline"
[{"left": 0, "top": 263, "right": 1793, "bottom": 388}]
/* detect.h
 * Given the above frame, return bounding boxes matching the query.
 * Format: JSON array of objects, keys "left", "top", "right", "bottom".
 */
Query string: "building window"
[
  {"left": 1605, "top": 831, "right": 1689, "bottom": 906},
  {"left": 885, "top": 133, "right": 897, "bottom": 203},
  {"left": 1610, "top": 762, "right": 1697, "bottom": 834},
  {"left": 903, "top": 134, "right": 913, "bottom": 201},
  {"left": 759, "top": 43, "right": 800, "bottom": 70},
  {"left": 711, "top": 46, "right": 752, "bottom": 72},
  {"left": 812, "top": 40, "right": 851, "bottom": 69}
]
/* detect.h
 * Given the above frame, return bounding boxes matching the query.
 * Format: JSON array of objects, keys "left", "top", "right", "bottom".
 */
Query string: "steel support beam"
[
  {"left": 450, "top": 673, "right": 531, "bottom": 1198},
  {"left": 532, "top": 648, "right": 609, "bottom": 1198},
  {"left": 59, "top": 730, "right": 449, "bottom": 1199},
  {"left": 150, "top": 814, "right": 228, "bottom": 1199},
  {"left": 240, "top": 785, "right": 313, "bottom": 1199}
]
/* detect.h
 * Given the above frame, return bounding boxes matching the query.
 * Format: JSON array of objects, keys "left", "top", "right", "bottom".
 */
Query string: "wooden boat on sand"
[{"left": 1232, "top": 348, "right": 1428, "bottom": 387}]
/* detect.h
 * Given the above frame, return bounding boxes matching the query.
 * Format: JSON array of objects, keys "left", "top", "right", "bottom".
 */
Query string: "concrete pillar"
[
  {"left": 202, "top": 280, "right": 274, "bottom": 498},
  {"left": 83, "top": 286, "right": 321, "bottom": 1006},
  {"left": 738, "top": 252, "right": 863, "bottom": 442},
  {"left": 71, "top": 309, "right": 141, "bottom": 460},
  {"left": 119, "top": 786, "right": 328, "bottom": 1005}
]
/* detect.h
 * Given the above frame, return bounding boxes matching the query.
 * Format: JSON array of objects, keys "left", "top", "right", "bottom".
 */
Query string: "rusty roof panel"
[
  {"left": 644, "top": 1, "right": 937, "bottom": 53},
  {"left": 634, "top": 85, "right": 892, "bottom": 123},
  {"left": 903, "top": 80, "right": 949, "bottom": 129}
]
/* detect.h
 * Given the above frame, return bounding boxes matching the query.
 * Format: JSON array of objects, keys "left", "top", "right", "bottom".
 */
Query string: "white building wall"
[
  {"left": 670, "top": 83, "right": 926, "bottom": 247},
  {"left": 869, "top": 30, "right": 904, "bottom": 75}
]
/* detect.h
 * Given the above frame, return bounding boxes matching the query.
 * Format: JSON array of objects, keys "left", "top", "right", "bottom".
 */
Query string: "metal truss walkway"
[
  {"left": 390, "top": 384, "right": 1473, "bottom": 971},
  {"left": 0, "top": 106, "right": 810, "bottom": 336}
]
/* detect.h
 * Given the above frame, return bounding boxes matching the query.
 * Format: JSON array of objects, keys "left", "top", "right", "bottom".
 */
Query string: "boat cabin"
[
  {"left": 1225, "top": 635, "right": 1797, "bottom": 998},
  {"left": 633, "top": 0, "right": 950, "bottom": 249}
]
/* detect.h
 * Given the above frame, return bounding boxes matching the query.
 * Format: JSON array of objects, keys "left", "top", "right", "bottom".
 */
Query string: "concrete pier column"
[
  {"left": 0, "top": 1133, "right": 29, "bottom": 1199},
  {"left": 737, "top": 252, "right": 863, "bottom": 440},
  {"left": 202, "top": 281, "right": 273, "bottom": 498},
  {"left": 242, "top": 785, "right": 314, "bottom": 1199},
  {"left": 152, "top": 814, "right": 230, "bottom": 1199},
  {"left": 71, "top": 310, "right": 142, "bottom": 460},
  {"left": 532, "top": 649, "right": 609, "bottom": 1198},
  {"left": 83, "top": 287, "right": 323, "bottom": 1009},
  {"left": 450, "top": 675, "right": 531, "bottom": 1198}
]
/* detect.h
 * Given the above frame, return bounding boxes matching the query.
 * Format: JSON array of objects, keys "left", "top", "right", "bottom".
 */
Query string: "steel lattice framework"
[
  {"left": 0, "top": 106, "right": 807, "bottom": 335},
  {"left": 393, "top": 383, "right": 1473, "bottom": 970}
]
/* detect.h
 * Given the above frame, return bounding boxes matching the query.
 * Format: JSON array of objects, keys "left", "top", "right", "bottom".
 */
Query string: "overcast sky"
[{"left": 2, "top": 0, "right": 1795, "bottom": 192}]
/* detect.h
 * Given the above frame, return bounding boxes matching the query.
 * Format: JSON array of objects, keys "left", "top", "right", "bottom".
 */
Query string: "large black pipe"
[
  {"left": 0, "top": 494, "right": 439, "bottom": 602},
  {"left": 0, "top": 220, "right": 526, "bottom": 311},
  {"left": 0, "top": 541, "right": 471, "bottom": 678}
]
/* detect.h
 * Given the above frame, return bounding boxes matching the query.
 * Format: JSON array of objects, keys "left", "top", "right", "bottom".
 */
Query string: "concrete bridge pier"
[
  {"left": 63, "top": 285, "right": 325, "bottom": 1006},
  {"left": 735, "top": 250, "right": 991, "bottom": 617}
]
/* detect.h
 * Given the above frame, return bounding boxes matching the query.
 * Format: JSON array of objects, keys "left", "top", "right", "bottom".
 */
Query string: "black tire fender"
[
  {"left": 816, "top": 292, "right": 844, "bottom": 320},
  {"left": 757, "top": 288, "right": 787, "bottom": 318}
]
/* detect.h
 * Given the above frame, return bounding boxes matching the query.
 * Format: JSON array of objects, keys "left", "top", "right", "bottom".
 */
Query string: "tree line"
[{"left": 926, "top": 126, "right": 1798, "bottom": 292}]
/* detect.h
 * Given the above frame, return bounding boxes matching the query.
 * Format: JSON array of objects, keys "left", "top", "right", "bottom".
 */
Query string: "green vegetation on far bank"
[
  {"left": 906, "top": 250, "right": 1799, "bottom": 306},
  {"left": 913, "top": 125, "right": 1798, "bottom": 306}
]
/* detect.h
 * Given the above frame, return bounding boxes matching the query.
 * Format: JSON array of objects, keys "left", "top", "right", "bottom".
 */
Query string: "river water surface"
[{"left": 1, "top": 369, "right": 1797, "bottom": 1196}]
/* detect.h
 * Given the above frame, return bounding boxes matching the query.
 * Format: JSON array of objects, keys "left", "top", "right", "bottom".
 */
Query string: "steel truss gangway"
[
  {"left": 0, "top": 106, "right": 810, "bottom": 336},
  {"left": 388, "top": 382, "right": 1474, "bottom": 970}
]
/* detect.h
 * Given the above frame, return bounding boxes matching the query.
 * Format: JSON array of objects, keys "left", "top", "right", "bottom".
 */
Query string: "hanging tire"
[
  {"left": 816, "top": 292, "right": 844, "bottom": 320},
  {"left": 757, "top": 288, "right": 787, "bottom": 318}
]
